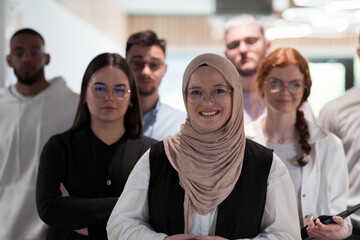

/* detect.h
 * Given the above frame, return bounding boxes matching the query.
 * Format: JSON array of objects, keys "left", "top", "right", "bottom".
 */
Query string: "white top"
[
  {"left": 107, "top": 149, "right": 302, "bottom": 240},
  {"left": 246, "top": 115, "right": 352, "bottom": 236},
  {"left": 0, "top": 77, "right": 79, "bottom": 239},
  {"left": 142, "top": 100, "right": 187, "bottom": 141},
  {"left": 319, "top": 86, "right": 360, "bottom": 229},
  {"left": 267, "top": 142, "right": 303, "bottom": 225}
]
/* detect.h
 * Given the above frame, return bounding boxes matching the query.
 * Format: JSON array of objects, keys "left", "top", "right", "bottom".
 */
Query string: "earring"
[{"left": 128, "top": 103, "right": 133, "bottom": 108}]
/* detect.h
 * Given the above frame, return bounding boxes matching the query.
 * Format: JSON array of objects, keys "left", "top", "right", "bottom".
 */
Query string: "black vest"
[{"left": 148, "top": 139, "right": 273, "bottom": 239}]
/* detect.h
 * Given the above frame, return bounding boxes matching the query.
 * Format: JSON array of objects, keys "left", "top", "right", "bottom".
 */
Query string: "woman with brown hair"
[
  {"left": 107, "top": 53, "right": 301, "bottom": 239},
  {"left": 246, "top": 47, "right": 351, "bottom": 239},
  {"left": 36, "top": 53, "right": 157, "bottom": 239}
]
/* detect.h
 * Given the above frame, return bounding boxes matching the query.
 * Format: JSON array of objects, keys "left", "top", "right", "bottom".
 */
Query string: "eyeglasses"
[
  {"left": 12, "top": 49, "right": 43, "bottom": 58},
  {"left": 89, "top": 83, "right": 131, "bottom": 99},
  {"left": 128, "top": 59, "right": 163, "bottom": 72},
  {"left": 185, "top": 86, "right": 232, "bottom": 105},
  {"left": 266, "top": 78, "right": 306, "bottom": 95},
  {"left": 226, "top": 37, "right": 260, "bottom": 50}
]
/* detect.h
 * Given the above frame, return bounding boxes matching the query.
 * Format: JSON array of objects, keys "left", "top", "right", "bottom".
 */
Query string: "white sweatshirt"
[{"left": 0, "top": 77, "right": 79, "bottom": 240}]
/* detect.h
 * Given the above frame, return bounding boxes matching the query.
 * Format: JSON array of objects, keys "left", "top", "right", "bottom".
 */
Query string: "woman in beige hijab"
[{"left": 107, "top": 53, "right": 301, "bottom": 240}]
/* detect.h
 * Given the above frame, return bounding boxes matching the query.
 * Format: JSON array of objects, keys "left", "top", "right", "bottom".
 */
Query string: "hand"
[
  {"left": 59, "top": 183, "right": 70, "bottom": 197},
  {"left": 164, "top": 234, "right": 199, "bottom": 240},
  {"left": 195, "top": 236, "right": 228, "bottom": 240},
  {"left": 307, "top": 215, "right": 347, "bottom": 240},
  {"left": 59, "top": 183, "right": 88, "bottom": 236},
  {"left": 75, "top": 227, "right": 89, "bottom": 236}
]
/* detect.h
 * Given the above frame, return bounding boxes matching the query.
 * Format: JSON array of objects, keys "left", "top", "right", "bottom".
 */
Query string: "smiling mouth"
[{"left": 200, "top": 111, "right": 219, "bottom": 116}]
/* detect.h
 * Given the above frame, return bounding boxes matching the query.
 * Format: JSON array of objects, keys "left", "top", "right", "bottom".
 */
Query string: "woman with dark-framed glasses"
[
  {"left": 107, "top": 53, "right": 301, "bottom": 240},
  {"left": 36, "top": 53, "right": 157, "bottom": 239},
  {"left": 246, "top": 48, "right": 351, "bottom": 239}
]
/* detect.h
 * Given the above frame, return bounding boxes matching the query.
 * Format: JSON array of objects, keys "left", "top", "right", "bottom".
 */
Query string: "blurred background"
[{"left": 1, "top": 0, "right": 360, "bottom": 116}]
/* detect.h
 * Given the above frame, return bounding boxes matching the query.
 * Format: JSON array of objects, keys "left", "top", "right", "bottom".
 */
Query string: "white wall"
[
  {"left": 0, "top": 0, "right": 10, "bottom": 92},
  {"left": 5, "top": 0, "right": 124, "bottom": 93},
  {"left": 2, "top": 0, "right": 188, "bottom": 111}
]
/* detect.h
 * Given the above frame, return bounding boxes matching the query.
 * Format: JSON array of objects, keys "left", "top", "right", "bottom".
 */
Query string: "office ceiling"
[
  {"left": 113, "top": 0, "right": 215, "bottom": 15},
  {"left": 113, "top": 0, "right": 360, "bottom": 41}
]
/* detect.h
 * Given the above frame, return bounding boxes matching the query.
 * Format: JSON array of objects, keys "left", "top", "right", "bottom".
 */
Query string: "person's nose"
[
  {"left": 238, "top": 41, "right": 249, "bottom": 53},
  {"left": 280, "top": 83, "right": 292, "bottom": 94},
  {"left": 21, "top": 52, "right": 32, "bottom": 62},
  {"left": 201, "top": 92, "right": 214, "bottom": 105},
  {"left": 141, "top": 63, "right": 152, "bottom": 75},
  {"left": 104, "top": 89, "right": 115, "bottom": 101}
]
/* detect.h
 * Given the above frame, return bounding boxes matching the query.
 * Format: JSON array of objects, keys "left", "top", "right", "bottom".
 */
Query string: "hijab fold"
[{"left": 163, "top": 53, "right": 246, "bottom": 233}]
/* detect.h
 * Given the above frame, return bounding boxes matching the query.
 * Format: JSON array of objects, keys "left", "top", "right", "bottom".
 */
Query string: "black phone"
[{"left": 301, "top": 203, "right": 360, "bottom": 240}]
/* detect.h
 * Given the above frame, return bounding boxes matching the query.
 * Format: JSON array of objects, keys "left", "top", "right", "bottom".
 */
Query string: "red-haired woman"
[{"left": 246, "top": 47, "right": 351, "bottom": 239}]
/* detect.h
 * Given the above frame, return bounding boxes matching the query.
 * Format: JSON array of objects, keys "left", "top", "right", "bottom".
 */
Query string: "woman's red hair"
[
  {"left": 255, "top": 48, "right": 312, "bottom": 166},
  {"left": 255, "top": 47, "right": 312, "bottom": 105}
]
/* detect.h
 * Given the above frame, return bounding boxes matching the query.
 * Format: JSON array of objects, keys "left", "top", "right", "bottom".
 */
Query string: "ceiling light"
[
  {"left": 265, "top": 25, "right": 312, "bottom": 40},
  {"left": 326, "top": 1, "right": 360, "bottom": 14},
  {"left": 311, "top": 16, "right": 349, "bottom": 32},
  {"left": 273, "top": 0, "right": 290, "bottom": 12}
]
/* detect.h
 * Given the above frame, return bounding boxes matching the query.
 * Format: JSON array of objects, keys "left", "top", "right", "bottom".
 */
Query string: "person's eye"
[
  {"left": 270, "top": 79, "right": 282, "bottom": 88},
  {"left": 114, "top": 86, "right": 126, "bottom": 94},
  {"left": 133, "top": 61, "right": 144, "bottom": 68},
  {"left": 31, "top": 50, "right": 41, "bottom": 57},
  {"left": 94, "top": 85, "right": 106, "bottom": 92},
  {"left": 245, "top": 38, "right": 259, "bottom": 45},
  {"left": 189, "top": 89, "right": 203, "bottom": 96},
  {"left": 290, "top": 81, "right": 302, "bottom": 89},
  {"left": 226, "top": 41, "right": 240, "bottom": 50},
  {"left": 14, "top": 51, "right": 24, "bottom": 58},
  {"left": 149, "top": 62, "right": 161, "bottom": 70},
  {"left": 213, "top": 87, "right": 227, "bottom": 95}
]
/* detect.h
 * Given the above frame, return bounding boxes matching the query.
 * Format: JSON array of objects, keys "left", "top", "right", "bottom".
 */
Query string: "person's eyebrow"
[{"left": 12, "top": 46, "right": 25, "bottom": 51}]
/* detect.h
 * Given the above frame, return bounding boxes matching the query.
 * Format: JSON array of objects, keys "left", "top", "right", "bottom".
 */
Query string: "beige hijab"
[{"left": 163, "top": 53, "right": 246, "bottom": 233}]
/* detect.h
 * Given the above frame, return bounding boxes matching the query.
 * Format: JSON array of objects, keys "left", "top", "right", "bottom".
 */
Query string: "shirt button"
[
  {"left": 302, "top": 194, "right": 306, "bottom": 198},
  {"left": 106, "top": 180, "right": 111, "bottom": 186}
]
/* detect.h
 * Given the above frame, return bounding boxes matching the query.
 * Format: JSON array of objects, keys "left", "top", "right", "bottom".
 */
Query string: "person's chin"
[
  {"left": 238, "top": 69, "right": 257, "bottom": 77},
  {"left": 139, "top": 87, "right": 156, "bottom": 96},
  {"left": 17, "top": 76, "right": 39, "bottom": 85}
]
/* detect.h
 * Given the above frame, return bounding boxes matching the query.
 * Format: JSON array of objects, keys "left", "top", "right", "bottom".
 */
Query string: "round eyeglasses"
[
  {"left": 266, "top": 78, "right": 305, "bottom": 95},
  {"left": 89, "top": 83, "right": 131, "bottom": 99},
  {"left": 185, "top": 86, "right": 232, "bottom": 105}
]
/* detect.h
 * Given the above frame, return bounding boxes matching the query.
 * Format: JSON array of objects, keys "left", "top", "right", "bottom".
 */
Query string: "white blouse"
[
  {"left": 246, "top": 115, "right": 352, "bottom": 237},
  {"left": 107, "top": 149, "right": 302, "bottom": 240}
]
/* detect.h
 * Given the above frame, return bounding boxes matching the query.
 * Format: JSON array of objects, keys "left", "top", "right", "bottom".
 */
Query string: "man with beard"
[
  {"left": 126, "top": 30, "right": 186, "bottom": 140},
  {"left": 0, "top": 28, "right": 78, "bottom": 239},
  {"left": 224, "top": 14, "right": 316, "bottom": 124}
]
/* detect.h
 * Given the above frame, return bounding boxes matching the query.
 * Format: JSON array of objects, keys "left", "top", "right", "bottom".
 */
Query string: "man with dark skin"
[{"left": 0, "top": 28, "right": 78, "bottom": 239}]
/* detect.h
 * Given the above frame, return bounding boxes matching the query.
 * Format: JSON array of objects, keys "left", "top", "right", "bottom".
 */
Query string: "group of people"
[{"left": 0, "top": 13, "right": 359, "bottom": 240}]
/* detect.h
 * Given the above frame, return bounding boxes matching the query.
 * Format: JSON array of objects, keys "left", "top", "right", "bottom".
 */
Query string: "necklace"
[
  {"left": 262, "top": 118, "right": 297, "bottom": 144},
  {"left": 267, "top": 133, "right": 296, "bottom": 144}
]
